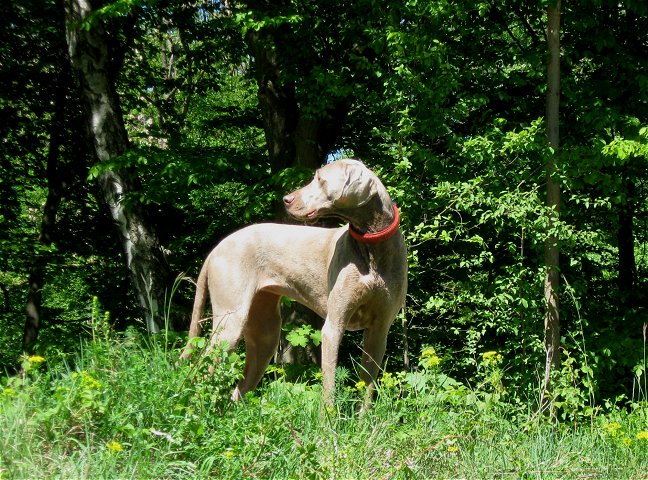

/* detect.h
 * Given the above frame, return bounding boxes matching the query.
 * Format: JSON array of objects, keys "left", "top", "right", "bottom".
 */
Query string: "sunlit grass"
[{"left": 1, "top": 333, "right": 648, "bottom": 479}]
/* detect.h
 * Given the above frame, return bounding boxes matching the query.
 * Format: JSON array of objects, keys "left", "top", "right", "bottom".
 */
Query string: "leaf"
[
  {"left": 286, "top": 329, "right": 308, "bottom": 348},
  {"left": 310, "top": 330, "right": 321, "bottom": 346}
]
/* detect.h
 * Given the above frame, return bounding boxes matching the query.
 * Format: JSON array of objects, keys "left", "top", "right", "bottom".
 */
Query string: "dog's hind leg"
[
  {"left": 202, "top": 254, "right": 255, "bottom": 358},
  {"left": 231, "top": 290, "right": 282, "bottom": 400},
  {"left": 205, "top": 310, "right": 245, "bottom": 356}
]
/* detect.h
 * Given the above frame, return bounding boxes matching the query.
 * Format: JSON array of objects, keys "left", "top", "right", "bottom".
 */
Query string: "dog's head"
[{"left": 283, "top": 158, "right": 378, "bottom": 222}]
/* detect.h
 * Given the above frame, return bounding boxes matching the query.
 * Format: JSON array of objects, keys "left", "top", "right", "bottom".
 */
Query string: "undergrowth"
[{"left": 1, "top": 329, "right": 648, "bottom": 479}]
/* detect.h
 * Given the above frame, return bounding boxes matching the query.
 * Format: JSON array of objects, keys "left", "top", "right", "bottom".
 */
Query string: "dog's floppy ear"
[{"left": 339, "top": 163, "right": 377, "bottom": 207}]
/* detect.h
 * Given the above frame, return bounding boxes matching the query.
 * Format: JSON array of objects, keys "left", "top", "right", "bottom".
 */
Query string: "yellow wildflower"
[
  {"left": 482, "top": 351, "right": 503, "bottom": 367},
  {"left": 355, "top": 380, "right": 367, "bottom": 391},
  {"left": 2, "top": 387, "right": 15, "bottom": 398},
  {"left": 421, "top": 347, "right": 436, "bottom": 358},
  {"left": 421, "top": 347, "right": 441, "bottom": 369},
  {"left": 602, "top": 422, "right": 623, "bottom": 437},
  {"left": 27, "top": 355, "right": 46, "bottom": 364},
  {"left": 636, "top": 431, "right": 648, "bottom": 441},
  {"left": 447, "top": 446, "right": 460, "bottom": 454},
  {"left": 79, "top": 371, "right": 102, "bottom": 390},
  {"left": 223, "top": 449, "right": 235, "bottom": 458},
  {"left": 380, "top": 371, "right": 400, "bottom": 389},
  {"left": 106, "top": 441, "right": 124, "bottom": 453}
]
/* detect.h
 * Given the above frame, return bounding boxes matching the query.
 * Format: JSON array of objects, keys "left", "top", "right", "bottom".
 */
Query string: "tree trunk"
[
  {"left": 23, "top": 69, "right": 67, "bottom": 353},
  {"left": 246, "top": 28, "right": 303, "bottom": 171},
  {"left": 64, "top": 0, "right": 171, "bottom": 333},
  {"left": 246, "top": 26, "right": 348, "bottom": 171},
  {"left": 618, "top": 176, "right": 637, "bottom": 297},
  {"left": 541, "top": 0, "right": 561, "bottom": 408}
]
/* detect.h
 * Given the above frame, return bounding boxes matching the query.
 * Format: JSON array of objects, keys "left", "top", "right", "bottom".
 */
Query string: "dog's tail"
[{"left": 179, "top": 258, "right": 210, "bottom": 360}]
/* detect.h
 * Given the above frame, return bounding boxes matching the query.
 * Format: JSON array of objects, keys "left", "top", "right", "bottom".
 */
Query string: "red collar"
[{"left": 348, "top": 204, "right": 400, "bottom": 245}]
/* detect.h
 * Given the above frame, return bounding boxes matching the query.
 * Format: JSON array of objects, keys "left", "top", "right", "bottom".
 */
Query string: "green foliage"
[{"left": 284, "top": 323, "right": 321, "bottom": 349}]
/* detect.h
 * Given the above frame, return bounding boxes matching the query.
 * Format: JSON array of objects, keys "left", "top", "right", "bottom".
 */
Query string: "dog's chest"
[{"left": 342, "top": 280, "right": 393, "bottom": 331}]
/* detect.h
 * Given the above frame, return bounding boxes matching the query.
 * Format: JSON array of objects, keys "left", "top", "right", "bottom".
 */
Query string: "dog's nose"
[{"left": 283, "top": 195, "right": 294, "bottom": 205}]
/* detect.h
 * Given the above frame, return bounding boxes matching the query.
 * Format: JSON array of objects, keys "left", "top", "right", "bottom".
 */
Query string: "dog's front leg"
[
  {"left": 359, "top": 323, "right": 390, "bottom": 412},
  {"left": 320, "top": 316, "right": 345, "bottom": 407}
]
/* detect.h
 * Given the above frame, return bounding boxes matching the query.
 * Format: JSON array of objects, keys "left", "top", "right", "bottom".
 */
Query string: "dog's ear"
[{"left": 339, "top": 164, "right": 377, "bottom": 207}]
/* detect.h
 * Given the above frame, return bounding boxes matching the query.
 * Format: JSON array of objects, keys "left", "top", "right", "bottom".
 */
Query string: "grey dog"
[{"left": 180, "top": 158, "right": 407, "bottom": 407}]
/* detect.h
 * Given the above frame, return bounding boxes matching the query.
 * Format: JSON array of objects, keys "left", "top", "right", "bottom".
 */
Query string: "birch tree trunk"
[
  {"left": 64, "top": 0, "right": 170, "bottom": 333},
  {"left": 541, "top": 0, "right": 561, "bottom": 408}
]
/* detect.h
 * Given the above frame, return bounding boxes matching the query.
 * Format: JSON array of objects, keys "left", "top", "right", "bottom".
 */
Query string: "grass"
[{"left": 1, "top": 331, "right": 648, "bottom": 479}]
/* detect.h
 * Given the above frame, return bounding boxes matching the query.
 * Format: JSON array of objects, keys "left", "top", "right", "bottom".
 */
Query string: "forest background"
[{"left": 1, "top": 0, "right": 648, "bottom": 444}]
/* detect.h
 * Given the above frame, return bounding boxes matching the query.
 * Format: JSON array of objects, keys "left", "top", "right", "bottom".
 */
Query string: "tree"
[
  {"left": 541, "top": 0, "right": 561, "bottom": 406},
  {"left": 240, "top": 0, "right": 391, "bottom": 171},
  {"left": 63, "top": 0, "right": 171, "bottom": 333},
  {"left": 117, "top": 0, "right": 244, "bottom": 143},
  {"left": 0, "top": 0, "right": 85, "bottom": 353},
  {"left": 23, "top": 66, "right": 67, "bottom": 352}
]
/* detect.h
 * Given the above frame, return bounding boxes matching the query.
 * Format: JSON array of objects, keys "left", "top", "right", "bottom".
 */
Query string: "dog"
[{"left": 180, "top": 158, "right": 407, "bottom": 407}]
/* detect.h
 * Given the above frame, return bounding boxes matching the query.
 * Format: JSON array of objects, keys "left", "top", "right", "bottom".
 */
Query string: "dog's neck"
[{"left": 346, "top": 192, "right": 399, "bottom": 243}]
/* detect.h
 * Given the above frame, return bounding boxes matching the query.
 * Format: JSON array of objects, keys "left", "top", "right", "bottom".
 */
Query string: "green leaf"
[{"left": 286, "top": 329, "right": 308, "bottom": 348}]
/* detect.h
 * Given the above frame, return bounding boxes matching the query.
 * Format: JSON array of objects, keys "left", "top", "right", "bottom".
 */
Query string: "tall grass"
[{"left": 1, "top": 330, "right": 648, "bottom": 479}]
